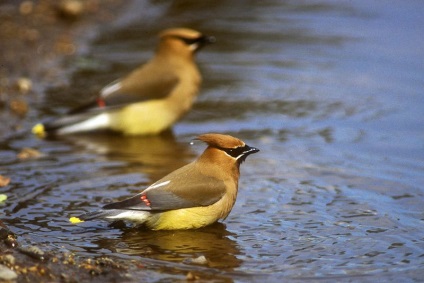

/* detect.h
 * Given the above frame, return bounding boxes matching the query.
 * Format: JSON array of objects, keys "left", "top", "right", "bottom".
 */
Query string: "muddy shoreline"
[
  {"left": 1, "top": 219, "right": 132, "bottom": 282},
  {"left": 0, "top": 1, "right": 139, "bottom": 281}
]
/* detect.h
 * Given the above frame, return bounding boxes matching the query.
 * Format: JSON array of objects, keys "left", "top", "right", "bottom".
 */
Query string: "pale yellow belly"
[
  {"left": 110, "top": 101, "right": 179, "bottom": 135},
  {"left": 146, "top": 206, "right": 226, "bottom": 230}
]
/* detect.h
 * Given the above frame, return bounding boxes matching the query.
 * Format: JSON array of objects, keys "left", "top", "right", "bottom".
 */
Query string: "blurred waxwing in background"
[
  {"left": 70, "top": 133, "right": 259, "bottom": 230},
  {"left": 32, "top": 28, "right": 215, "bottom": 137}
]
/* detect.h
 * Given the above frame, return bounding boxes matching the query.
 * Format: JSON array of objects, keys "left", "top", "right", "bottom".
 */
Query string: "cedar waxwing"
[
  {"left": 70, "top": 133, "right": 259, "bottom": 230},
  {"left": 32, "top": 28, "right": 215, "bottom": 137}
]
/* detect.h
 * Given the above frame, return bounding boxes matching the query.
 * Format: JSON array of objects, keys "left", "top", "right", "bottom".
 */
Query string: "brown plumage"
[
  {"left": 72, "top": 133, "right": 259, "bottom": 230},
  {"left": 32, "top": 28, "right": 215, "bottom": 137}
]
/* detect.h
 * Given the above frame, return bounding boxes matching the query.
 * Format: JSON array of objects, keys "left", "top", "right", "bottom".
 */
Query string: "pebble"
[
  {"left": 15, "top": 77, "right": 32, "bottom": 93},
  {"left": 57, "top": 0, "right": 84, "bottom": 19},
  {"left": 10, "top": 99, "right": 28, "bottom": 117},
  {"left": 0, "top": 175, "right": 11, "bottom": 187},
  {"left": 0, "top": 264, "right": 18, "bottom": 281},
  {"left": 4, "top": 235, "right": 19, "bottom": 248},
  {"left": 3, "top": 255, "right": 16, "bottom": 265},
  {"left": 19, "top": 245, "right": 46, "bottom": 261},
  {"left": 0, "top": 194, "right": 7, "bottom": 203},
  {"left": 19, "top": 1, "right": 34, "bottom": 15},
  {"left": 17, "top": 148, "right": 41, "bottom": 159},
  {"left": 186, "top": 255, "right": 208, "bottom": 265},
  {"left": 186, "top": 271, "right": 200, "bottom": 281}
]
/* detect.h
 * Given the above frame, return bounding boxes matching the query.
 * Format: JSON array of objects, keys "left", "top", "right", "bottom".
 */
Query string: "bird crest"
[{"left": 195, "top": 133, "right": 245, "bottom": 149}]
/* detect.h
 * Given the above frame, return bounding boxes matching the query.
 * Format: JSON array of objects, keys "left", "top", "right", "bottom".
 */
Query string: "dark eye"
[
  {"left": 172, "top": 36, "right": 201, "bottom": 45},
  {"left": 220, "top": 145, "right": 259, "bottom": 162},
  {"left": 223, "top": 147, "right": 246, "bottom": 158},
  {"left": 181, "top": 37, "right": 201, "bottom": 45},
  {"left": 171, "top": 35, "right": 215, "bottom": 47}
]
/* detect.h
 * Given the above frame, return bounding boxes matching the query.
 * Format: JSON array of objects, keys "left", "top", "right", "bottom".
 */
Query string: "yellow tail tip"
[
  {"left": 69, "top": 217, "right": 84, "bottom": 224},
  {"left": 32, "top": 123, "right": 46, "bottom": 138}
]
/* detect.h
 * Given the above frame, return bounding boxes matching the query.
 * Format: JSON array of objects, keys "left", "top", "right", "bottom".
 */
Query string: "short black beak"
[
  {"left": 244, "top": 145, "right": 259, "bottom": 156},
  {"left": 202, "top": 35, "right": 216, "bottom": 45}
]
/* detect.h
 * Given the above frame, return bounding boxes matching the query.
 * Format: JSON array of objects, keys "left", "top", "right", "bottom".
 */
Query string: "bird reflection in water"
[
  {"left": 94, "top": 222, "right": 242, "bottom": 270},
  {"left": 54, "top": 131, "right": 195, "bottom": 181}
]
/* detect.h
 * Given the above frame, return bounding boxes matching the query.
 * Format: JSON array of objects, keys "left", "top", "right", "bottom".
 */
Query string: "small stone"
[
  {"left": 10, "top": 99, "right": 28, "bottom": 117},
  {"left": 186, "top": 271, "right": 200, "bottom": 281},
  {"left": 0, "top": 194, "right": 7, "bottom": 203},
  {"left": 187, "top": 255, "right": 208, "bottom": 265},
  {"left": 15, "top": 77, "right": 32, "bottom": 93},
  {"left": 58, "top": 0, "right": 84, "bottom": 19},
  {"left": 4, "top": 234, "right": 18, "bottom": 248},
  {"left": 54, "top": 37, "right": 76, "bottom": 55},
  {"left": 17, "top": 148, "right": 41, "bottom": 159},
  {"left": 60, "top": 273, "right": 70, "bottom": 282},
  {"left": 19, "top": 1, "right": 34, "bottom": 15},
  {"left": 0, "top": 176, "right": 10, "bottom": 187},
  {"left": 0, "top": 221, "right": 17, "bottom": 248},
  {"left": 0, "top": 264, "right": 18, "bottom": 281},
  {"left": 3, "top": 255, "right": 16, "bottom": 265},
  {"left": 19, "top": 245, "right": 46, "bottom": 261}
]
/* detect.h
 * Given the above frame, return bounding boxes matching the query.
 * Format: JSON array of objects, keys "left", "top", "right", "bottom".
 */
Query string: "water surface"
[{"left": 1, "top": 0, "right": 424, "bottom": 282}]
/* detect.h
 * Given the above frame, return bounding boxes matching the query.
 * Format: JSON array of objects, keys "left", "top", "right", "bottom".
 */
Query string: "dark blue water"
[{"left": 1, "top": 1, "right": 424, "bottom": 281}]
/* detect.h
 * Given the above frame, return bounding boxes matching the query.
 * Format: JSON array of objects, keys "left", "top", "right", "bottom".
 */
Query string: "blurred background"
[{"left": 1, "top": 0, "right": 423, "bottom": 281}]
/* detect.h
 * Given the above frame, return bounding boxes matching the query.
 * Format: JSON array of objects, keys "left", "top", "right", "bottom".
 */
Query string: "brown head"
[
  {"left": 157, "top": 28, "right": 215, "bottom": 56},
  {"left": 195, "top": 133, "right": 259, "bottom": 167}
]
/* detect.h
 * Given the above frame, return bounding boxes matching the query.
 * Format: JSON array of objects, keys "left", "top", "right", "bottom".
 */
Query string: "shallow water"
[{"left": 2, "top": 0, "right": 424, "bottom": 282}]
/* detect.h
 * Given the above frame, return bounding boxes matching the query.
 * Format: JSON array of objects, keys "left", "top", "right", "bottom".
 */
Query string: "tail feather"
[
  {"left": 77, "top": 209, "right": 151, "bottom": 224},
  {"left": 45, "top": 112, "right": 112, "bottom": 135},
  {"left": 33, "top": 104, "right": 122, "bottom": 137},
  {"left": 78, "top": 209, "right": 120, "bottom": 221}
]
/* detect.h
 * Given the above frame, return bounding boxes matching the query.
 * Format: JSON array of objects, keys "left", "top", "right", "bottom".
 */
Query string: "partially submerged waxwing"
[
  {"left": 32, "top": 28, "right": 215, "bottom": 137},
  {"left": 70, "top": 133, "right": 259, "bottom": 230}
]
